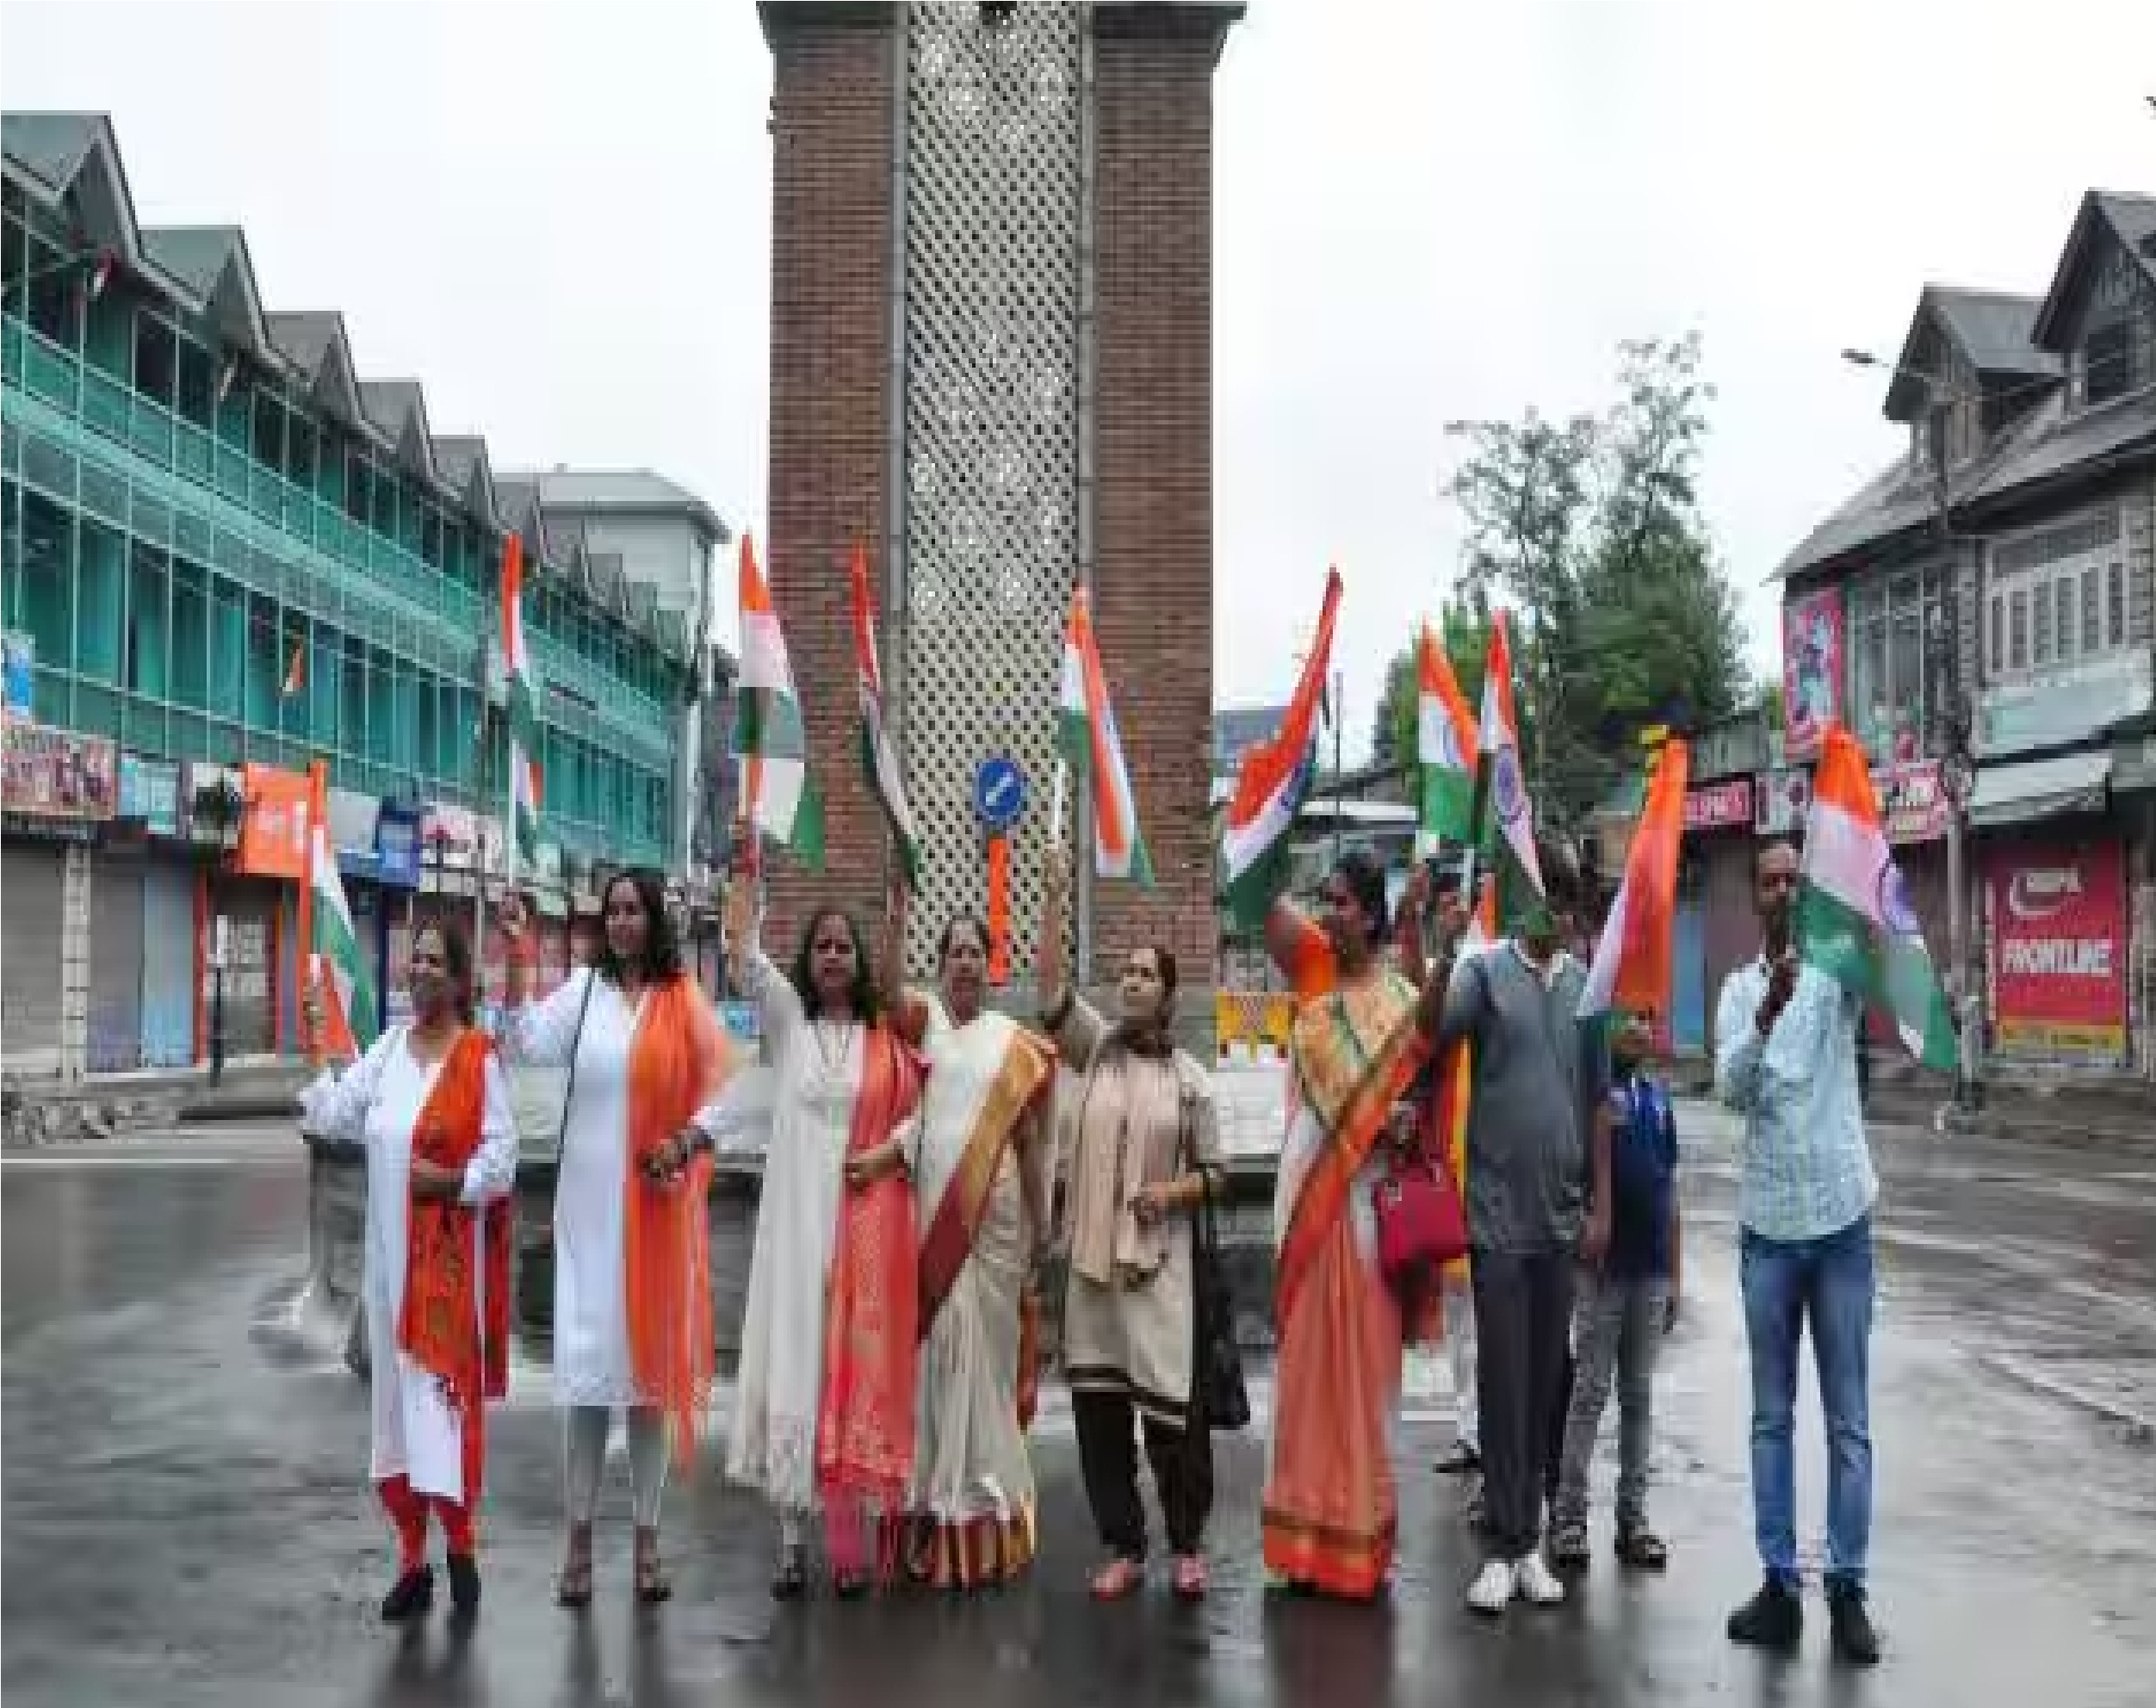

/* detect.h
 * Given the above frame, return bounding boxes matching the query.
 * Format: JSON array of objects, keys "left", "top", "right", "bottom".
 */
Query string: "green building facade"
[{"left": 2, "top": 114, "right": 707, "bottom": 1079}]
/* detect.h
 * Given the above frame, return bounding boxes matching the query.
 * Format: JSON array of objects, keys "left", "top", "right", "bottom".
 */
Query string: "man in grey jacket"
[{"left": 1421, "top": 839, "right": 1604, "bottom": 1617}]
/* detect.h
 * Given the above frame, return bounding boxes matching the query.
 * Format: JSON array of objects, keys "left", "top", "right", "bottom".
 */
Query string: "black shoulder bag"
[{"left": 1182, "top": 1065, "right": 1251, "bottom": 1433}]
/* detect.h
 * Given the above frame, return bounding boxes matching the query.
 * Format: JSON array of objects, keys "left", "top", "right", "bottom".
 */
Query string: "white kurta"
[
  {"left": 303, "top": 1029, "right": 519, "bottom": 1504},
  {"left": 727, "top": 949, "right": 871, "bottom": 1513},
  {"left": 500, "top": 968, "right": 728, "bottom": 1409}
]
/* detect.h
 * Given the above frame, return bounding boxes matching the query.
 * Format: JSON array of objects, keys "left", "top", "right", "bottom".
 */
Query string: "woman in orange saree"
[{"left": 1260, "top": 850, "right": 1433, "bottom": 1600}]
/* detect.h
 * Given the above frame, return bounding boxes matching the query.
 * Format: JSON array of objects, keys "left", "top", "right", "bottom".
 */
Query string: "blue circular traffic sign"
[{"left": 974, "top": 756, "right": 1028, "bottom": 832}]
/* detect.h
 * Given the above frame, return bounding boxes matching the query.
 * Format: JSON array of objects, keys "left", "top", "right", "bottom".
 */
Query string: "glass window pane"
[{"left": 2009, "top": 590, "right": 2028, "bottom": 670}]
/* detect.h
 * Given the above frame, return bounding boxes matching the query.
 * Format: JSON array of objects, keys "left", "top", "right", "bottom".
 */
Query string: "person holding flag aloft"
[
  {"left": 1713, "top": 721, "right": 1936, "bottom": 1668},
  {"left": 301, "top": 919, "right": 519, "bottom": 1624}
]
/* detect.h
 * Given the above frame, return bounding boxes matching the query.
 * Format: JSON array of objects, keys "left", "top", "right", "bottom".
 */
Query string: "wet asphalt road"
[{"left": 3, "top": 1101, "right": 2154, "bottom": 1708}]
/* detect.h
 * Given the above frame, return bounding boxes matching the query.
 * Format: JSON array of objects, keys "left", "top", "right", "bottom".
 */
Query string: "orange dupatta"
[
  {"left": 399, "top": 1029, "right": 511, "bottom": 1411},
  {"left": 815, "top": 1024, "right": 926, "bottom": 1577},
  {"left": 623, "top": 975, "right": 734, "bottom": 1462}
]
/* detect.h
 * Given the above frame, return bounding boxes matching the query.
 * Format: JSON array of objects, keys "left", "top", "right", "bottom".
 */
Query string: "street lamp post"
[
  {"left": 1844, "top": 350, "right": 1985, "bottom": 1122},
  {"left": 193, "top": 778, "right": 246, "bottom": 1088}
]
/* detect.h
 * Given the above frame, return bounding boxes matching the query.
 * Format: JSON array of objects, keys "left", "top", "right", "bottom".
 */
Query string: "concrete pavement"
[{"left": 3, "top": 1101, "right": 2153, "bottom": 1706}]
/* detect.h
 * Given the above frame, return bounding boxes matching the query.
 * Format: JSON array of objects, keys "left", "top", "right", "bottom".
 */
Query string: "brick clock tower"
[{"left": 759, "top": 1, "right": 1240, "bottom": 1022}]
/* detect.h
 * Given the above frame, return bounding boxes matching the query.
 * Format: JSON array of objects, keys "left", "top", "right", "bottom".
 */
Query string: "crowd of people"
[{"left": 299, "top": 827, "right": 1881, "bottom": 1667}]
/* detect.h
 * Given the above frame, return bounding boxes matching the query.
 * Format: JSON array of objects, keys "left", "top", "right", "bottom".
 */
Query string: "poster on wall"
[
  {"left": 1781, "top": 590, "right": 1844, "bottom": 763},
  {"left": 1986, "top": 840, "right": 2128, "bottom": 1063}
]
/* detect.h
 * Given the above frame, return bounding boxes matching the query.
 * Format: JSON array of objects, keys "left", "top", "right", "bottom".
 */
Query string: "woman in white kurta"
[
  {"left": 889, "top": 913, "right": 1055, "bottom": 1589},
  {"left": 727, "top": 882, "right": 919, "bottom": 1599},
  {"left": 499, "top": 871, "right": 733, "bottom": 1609},
  {"left": 302, "top": 921, "right": 517, "bottom": 1624}
]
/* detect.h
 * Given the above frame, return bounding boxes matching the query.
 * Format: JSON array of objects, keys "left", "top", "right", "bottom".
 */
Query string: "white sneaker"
[
  {"left": 1466, "top": 1559, "right": 1516, "bottom": 1615},
  {"left": 1515, "top": 1553, "right": 1566, "bottom": 1606}
]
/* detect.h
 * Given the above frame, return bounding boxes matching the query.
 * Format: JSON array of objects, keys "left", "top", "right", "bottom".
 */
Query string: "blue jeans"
[{"left": 1739, "top": 1215, "right": 1874, "bottom": 1593}]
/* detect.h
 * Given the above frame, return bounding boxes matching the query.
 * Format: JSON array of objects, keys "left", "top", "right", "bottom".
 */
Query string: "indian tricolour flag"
[
  {"left": 734, "top": 535, "right": 825, "bottom": 869},
  {"left": 1221, "top": 566, "right": 1341, "bottom": 931},
  {"left": 1580, "top": 736, "right": 1689, "bottom": 1018},
  {"left": 1057, "top": 587, "right": 1151, "bottom": 883},
  {"left": 1798, "top": 723, "right": 1958, "bottom": 1072},
  {"left": 850, "top": 541, "right": 920, "bottom": 888},
  {"left": 1416, "top": 620, "right": 1477, "bottom": 857},
  {"left": 1477, "top": 609, "right": 1546, "bottom": 912},
  {"left": 501, "top": 533, "right": 542, "bottom": 863},
  {"left": 306, "top": 762, "right": 376, "bottom": 1057}
]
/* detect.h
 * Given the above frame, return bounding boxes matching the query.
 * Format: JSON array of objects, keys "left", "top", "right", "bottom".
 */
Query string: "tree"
[
  {"left": 1372, "top": 594, "right": 1511, "bottom": 780},
  {"left": 1382, "top": 332, "right": 1752, "bottom": 831}
]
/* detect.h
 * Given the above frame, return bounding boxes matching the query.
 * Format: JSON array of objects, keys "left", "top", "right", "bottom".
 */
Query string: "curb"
[
  {"left": 176, "top": 1094, "right": 302, "bottom": 1125},
  {"left": 1975, "top": 1352, "right": 2156, "bottom": 1447}
]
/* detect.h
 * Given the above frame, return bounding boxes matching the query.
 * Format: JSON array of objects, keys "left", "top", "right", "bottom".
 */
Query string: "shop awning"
[{"left": 1969, "top": 750, "right": 2112, "bottom": 828}]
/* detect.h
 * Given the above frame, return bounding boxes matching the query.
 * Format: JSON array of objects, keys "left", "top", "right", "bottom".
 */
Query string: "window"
[
  {"left": 1848, "top": 570, "right": 1939, "bottom": 762},
  {"left": 1991, "top": 506, "right": 2126, "bottom": 679},
  {"left": 2076, "top": 244, "right": 2155, "bottom": 408},
  {"left": 176, "top": 340, "right": 214, "bottom": 428},
  {"left": 1988, "top": 593, "right": 2004, "bottom": 675},
  {"left": 132, "top": 313, "right": 177, "bottom": 405}
]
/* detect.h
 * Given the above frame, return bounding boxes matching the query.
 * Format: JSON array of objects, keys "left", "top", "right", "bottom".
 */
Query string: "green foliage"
[{"left": 1374, "top": 332, "right": 1753, "bottom": 828}]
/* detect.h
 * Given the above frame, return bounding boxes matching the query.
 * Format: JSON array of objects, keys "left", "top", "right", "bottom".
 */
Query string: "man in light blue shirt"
[{"left": 1713, "top": 838, "right": 1880, "bottom": 1668}]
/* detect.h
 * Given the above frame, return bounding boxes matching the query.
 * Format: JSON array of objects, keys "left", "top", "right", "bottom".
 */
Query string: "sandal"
[
  {"left": 1614, "top": 1526, "right": 1668, "bottom": 1570},
  {"left": 635, "top": 1545, "right": 673, "bottom": 1606},
  {"left": 1548, "top": 1525, "right": 1591, "bottom": 1569},
  {"left": 1089, "top": 1557, "right": 1143, "bottom": 1600},
  {"left": 1170, "top": 1556, "right": 1209, "bottom": 1602},
  {"left": 771, "top": 1551, "right": 809, "bottom": 1601},
  {"left": 554, "top": 1553, "right": 594, "bottom": 1611}
]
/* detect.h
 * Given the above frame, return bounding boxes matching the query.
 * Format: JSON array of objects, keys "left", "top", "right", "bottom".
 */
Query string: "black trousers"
[
  {"left": 1470, "top": 1248, "right": 1577, "bottom": 1560},
  {"left": 1073, "top": 1389, "right": 1214, "bottom": 1559}
]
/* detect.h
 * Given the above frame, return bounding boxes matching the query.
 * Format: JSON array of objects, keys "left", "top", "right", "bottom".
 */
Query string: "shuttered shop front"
[
  {"left": 1, "top": 841, "right": 66, "bottom": 1074},
  {"left": 87, "top": 847, "right": 147, "bottom": 1072},
  {"left": 207, "top": 876, "right": 281, "bottom": 1060}
]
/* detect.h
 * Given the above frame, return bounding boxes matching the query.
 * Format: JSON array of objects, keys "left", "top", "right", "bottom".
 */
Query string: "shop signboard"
[
  {"left": 1873, "top": 758, "right": 1949, "bottom": 845},
  {"left": 1683, "top": 777, "right": 1753, "bottom": 832},
  {"left": 233, "top": 764, "right": 310, "bottom": 881},
  {"left": 3, "top": 721, "right": 117, "bottom": 821},
  {"left": 1985, "top": 839, "right": 2128, "bottom": 1062},
  {"left": 117, "top": 754, "right": 184, "bottom": 838}
]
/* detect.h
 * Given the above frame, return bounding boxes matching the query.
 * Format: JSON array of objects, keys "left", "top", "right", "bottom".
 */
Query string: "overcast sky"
[{"left": 4, "top": 0, "right": 2153, "bottom": 764}]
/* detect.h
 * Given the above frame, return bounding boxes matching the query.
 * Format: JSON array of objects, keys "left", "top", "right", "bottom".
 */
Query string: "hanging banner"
[
  {"left": 3, "top": 722, "right": 117, "bottom": 821},
  {"left": 1683, "top": 777, "right": 1754, "bottom": 832},
  {"left": 1986, "top": 839, "right": 2128, "bottom": 1061},
  {"left": 234, "top": 764, "right": 310, "bottom": 880},
  {"left": 1781, "top": 588, "right": 1845, "bottom": 763}
]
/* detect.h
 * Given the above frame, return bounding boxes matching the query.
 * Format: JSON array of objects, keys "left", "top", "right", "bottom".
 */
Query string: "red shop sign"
[
  {"left": 1986, "top": 839, "right": 2128, "bottom": 1061},
  {"left": 1684, "top": 777, "right": 1754, "bottom": 831}
]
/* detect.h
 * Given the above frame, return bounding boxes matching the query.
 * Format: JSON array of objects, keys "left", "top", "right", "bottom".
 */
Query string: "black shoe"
[
  {"left": 1434, "top": 1443, "right": 1481, "bottom": 1475},
  {"left": 771, "top": 1551, "right": 808, "bottom": 1602},
  {"left": 380, "top": 1564, "right": 435, "bottom": 1624},
  {"left": 446, "top": 1552, "right": 480, "bottom": 1616},
  {"left": 1726, "top": 1577, "right": 1803, "bottom": 1652},
  {"left": 1827, "top": 1582, "right": 1880, "bottom": 1666}
]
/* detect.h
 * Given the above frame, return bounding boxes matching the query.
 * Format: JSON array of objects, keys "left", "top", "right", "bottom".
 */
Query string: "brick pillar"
[
  {"left": 1091, "top": 5, "right": 1238, "bottom": 1043},
  {"left": 759, "top": 3, "right": 898, "bottom": 956}
]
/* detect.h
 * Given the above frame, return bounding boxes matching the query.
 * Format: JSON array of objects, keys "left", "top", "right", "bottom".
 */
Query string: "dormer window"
[{"left": 2076, "top": 245, "right": 2154, "bottom": 407}]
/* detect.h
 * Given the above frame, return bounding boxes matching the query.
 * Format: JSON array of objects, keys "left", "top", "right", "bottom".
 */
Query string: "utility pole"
[{"left": 1927, "top": 397, "right": 1982, "bottom": 1123}]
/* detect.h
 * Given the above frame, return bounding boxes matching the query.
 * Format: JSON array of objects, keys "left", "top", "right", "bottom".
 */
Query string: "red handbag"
[{"left": 1373, "top": 1125, "right": 1470, "bottom": 1288}]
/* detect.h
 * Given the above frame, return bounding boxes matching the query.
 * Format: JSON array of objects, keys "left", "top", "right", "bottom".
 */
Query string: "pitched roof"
[
  {"left": 2031, "top": 189, "right": 2156, "bottom": 349},
  {"left": 1883, "top": 287, "right": 2061, "bottom": 423},
  {"left": 0, "top": 112, "right": 104, "bottom": 193},
  {"left": 505, "top": 467, "right": 731, "bottom": 543}
]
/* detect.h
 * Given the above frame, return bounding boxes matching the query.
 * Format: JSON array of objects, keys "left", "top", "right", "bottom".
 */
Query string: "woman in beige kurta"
[{"left": 1038, "top": 852, "right": 1224, "bottom": 1601}]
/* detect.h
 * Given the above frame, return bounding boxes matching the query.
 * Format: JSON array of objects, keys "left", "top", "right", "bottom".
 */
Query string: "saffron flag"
[
  {"left": 1221, "top": 567, "right": 1342, "bottom": 931},
  {"left": 1476, "top": 610, "right": 1546, "bottom": 913},
  {"left": 1056, "top": 587, "right": 1152, "bottom": 884},
  {"left": 1428, "top": 873, "right": 1497, "bottom": 1289},
  {"left": 734, "top": 535, "right": 826, "bottom": 869},
  {"left": 850, "top": 542, "right": 921, "bottom": 888},
  {"left": 1416, "top": 621, "right": 1478, "bottom": 855},
  {"left": 1798, "top": 724, "right": 1958, "bottom": 1072},
  {"left": 1580, "top": 737, "right": 1689, "bottom": 1018},
  {"left": 500, "top": 534, "right": 542, "bottom": 863},
  {"left": 306, "top": 763, "right": 376, "bottom": 1057}
]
